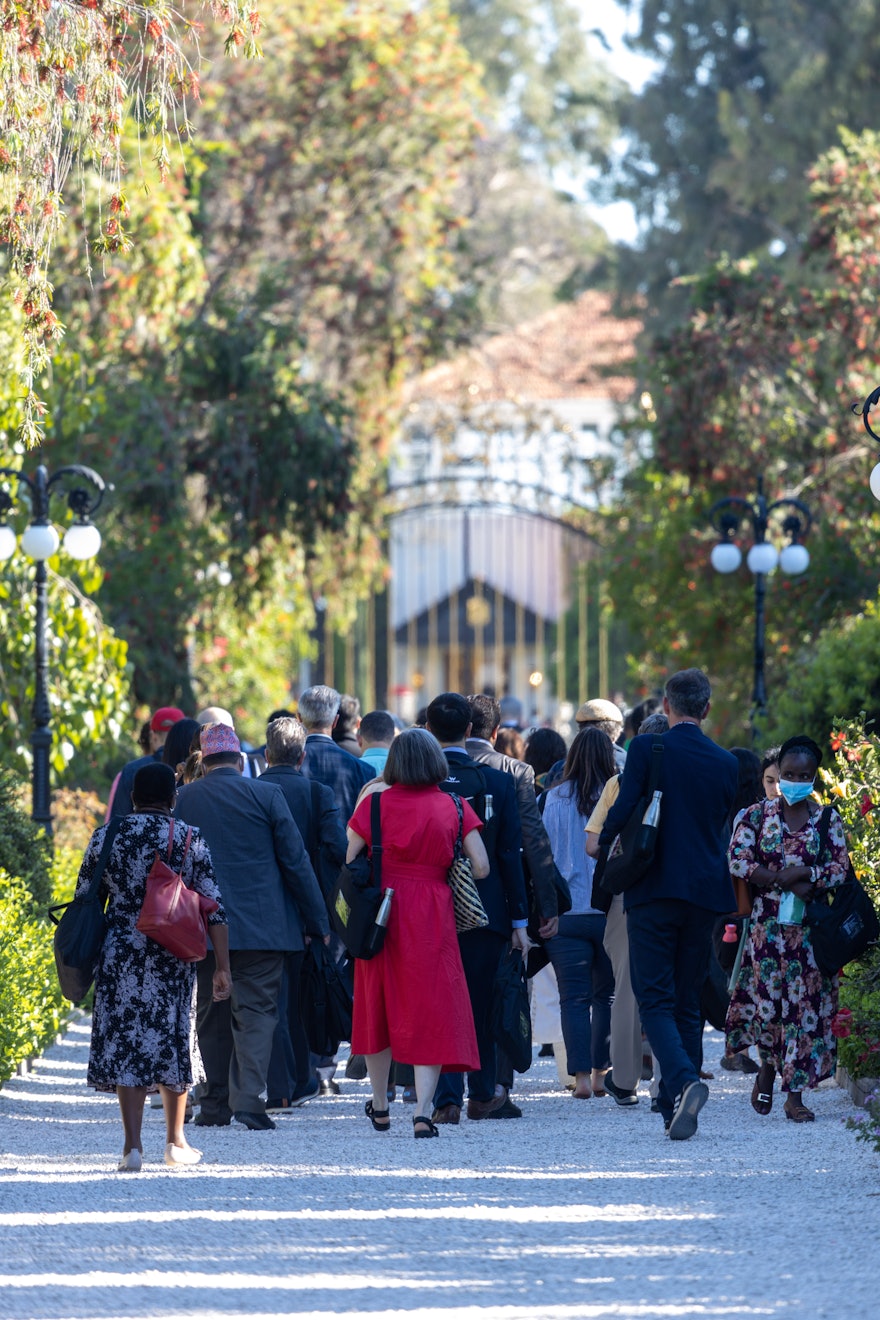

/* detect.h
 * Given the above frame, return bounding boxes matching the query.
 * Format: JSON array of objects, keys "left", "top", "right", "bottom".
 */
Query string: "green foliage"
[
  {"left": 0, "top": 770, "right": 51, "bottom": 907},
  {"left": 615, "top": 1, "right": 880, "bottom": 326},
  {"left": 0, "top": 869, "right": 68, "bottom": 1085}
]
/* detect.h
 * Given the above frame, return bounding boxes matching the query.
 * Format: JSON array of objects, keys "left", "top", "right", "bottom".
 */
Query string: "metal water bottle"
[
  {"left": 484, "top": 794, "right": 494, "bottom": 821},
  {"left": 637, "top": 790, "right": 662, "bottom": 856},
  {"left": 364, "top": 888, "right": 394, "bottom": 957}
]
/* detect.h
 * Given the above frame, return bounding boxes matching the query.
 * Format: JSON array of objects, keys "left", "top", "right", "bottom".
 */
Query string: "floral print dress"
[
  {"left": 725, "top": 797, "right": 848, "bottom": 1092},
  {"left": 76, "top": 812, "right": 227, "bottom": 1093}
]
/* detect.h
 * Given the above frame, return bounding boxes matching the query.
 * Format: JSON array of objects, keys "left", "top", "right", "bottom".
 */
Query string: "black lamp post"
[
  {"left": 853, "top": 387, "right": 880, "bottom": 497},
  {"left": 708, "top": 476, "right": 812, "bottom": 739},
  {"left": 0, "top": 463, "right": 108, "bottom": 830}
]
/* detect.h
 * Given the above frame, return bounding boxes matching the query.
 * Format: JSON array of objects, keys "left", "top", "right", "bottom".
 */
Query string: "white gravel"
[{"left": 1, "top": 1017, "right": 878, "bottom": 1320}]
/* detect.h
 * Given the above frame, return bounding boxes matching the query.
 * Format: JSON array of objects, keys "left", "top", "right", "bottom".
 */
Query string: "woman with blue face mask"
[{"left": 724, "top": 735, "right": 849, "bottom": 1123}]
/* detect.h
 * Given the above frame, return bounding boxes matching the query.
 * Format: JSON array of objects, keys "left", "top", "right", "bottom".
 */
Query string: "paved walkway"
[{"left": 0, "top": 1019, "right": 876, "bottom": 1320}]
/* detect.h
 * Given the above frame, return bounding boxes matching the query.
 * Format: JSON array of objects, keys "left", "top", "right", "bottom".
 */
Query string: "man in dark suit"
[
  {"left": 426, "top": 692, "right": 530, "bottom": 1124},
  {"left": 260, "top": 715, "right": 348, "bottom": 1108},
  {"left": 298, "top": 684, "right": 374, "bottom": 823},
  {"left": 466, "top": 693, "right": 567, "bottom": 940},
  {"left": 598, "top": 668, "right": 737, "bottom": 1140},
  {"left": 176, "top": 722, "right": 330, "bottom": 1131},
  {"left": 107, "top": 706, "right": 184, "bottom": 818}
]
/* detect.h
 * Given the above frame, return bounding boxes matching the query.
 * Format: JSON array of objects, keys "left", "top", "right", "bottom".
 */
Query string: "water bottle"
[
  {"left": 484, "top": 794, "right": 494, "bottom": 821},
  {"left": 364, "top": 888, "right": 394, "bottom": 957},
  {"left": 636, "top": 790, "right": 662, "bottom": 856},
  {"left": 722, "top": 923, "right": 739, "bottom": 944},
  {"left": 778, "top": 858, "right": 805, "bottom": 925}
]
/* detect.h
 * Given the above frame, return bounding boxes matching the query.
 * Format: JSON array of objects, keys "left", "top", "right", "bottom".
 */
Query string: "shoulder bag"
[
  {"left": 804, "top": 807, "right": 879, "bottom": 977},
  {"left": 594, "top": 737, "right": 664, "bottom": 896},
  {"left": 330, "top": 793, "right": 389, "bottom": 959},
  {"left": 491, "top": 947, "right": 532, "bottom": 1073},
  {"left": 136, "top": 821, "right": 218, "bottom": 962},
  {"left": 447, "top": 792, "right": 489, "bottom": 933},
  {"left": 299, "top": 939, "right": 354, "bottom": 1056},
  {"left": 49, "top": 818, "right": 124, "bottom": 1004}
]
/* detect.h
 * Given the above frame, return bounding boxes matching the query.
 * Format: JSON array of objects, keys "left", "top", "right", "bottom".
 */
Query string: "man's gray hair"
[
  {"left": 639, "top": 713, "right": 669, "bottom": 736},
  {"left": 665, "top": 668, "right": 711, "bottom": 721},
  {"left": 266, "top": 716, "right": 307, "bottom": 766},
  {"left": 297, "top": 685, "right": 341, "bottom": 729}
]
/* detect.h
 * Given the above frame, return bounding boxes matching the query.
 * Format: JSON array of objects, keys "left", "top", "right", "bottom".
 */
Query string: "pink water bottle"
[{"left": 722, "top": 923, "right": 738, "bottom": 943}]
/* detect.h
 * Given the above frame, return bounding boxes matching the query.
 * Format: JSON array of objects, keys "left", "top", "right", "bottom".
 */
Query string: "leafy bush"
[
  {"left": 0, "top": 770, "right": 52, "bottom": 908},
  {"left": 0, "top": 869, "right": 68, "bottom": 1085}
]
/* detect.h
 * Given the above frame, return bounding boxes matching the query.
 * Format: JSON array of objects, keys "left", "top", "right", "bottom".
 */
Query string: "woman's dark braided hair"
[{"left": 777, "top": 735, "right": 822, "bottom": 770}]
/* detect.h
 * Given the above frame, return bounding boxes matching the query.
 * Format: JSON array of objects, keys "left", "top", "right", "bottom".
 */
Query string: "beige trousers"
[{"left": 602, "top": 895, "right": 644, "bottom": 1093}]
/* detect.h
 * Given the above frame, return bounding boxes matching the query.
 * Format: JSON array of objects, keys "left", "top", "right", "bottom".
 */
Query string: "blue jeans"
[
  {"left": 548, "top": 913, "right": 614, "bottom": 1074},
  {"left": 626, "top": 899, "right": 716, "bottom": 1120}
]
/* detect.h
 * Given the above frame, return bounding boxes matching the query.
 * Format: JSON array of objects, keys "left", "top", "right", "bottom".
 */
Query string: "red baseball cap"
[{"left": 149, "top": 706, "right": 185, "bottom": 733}]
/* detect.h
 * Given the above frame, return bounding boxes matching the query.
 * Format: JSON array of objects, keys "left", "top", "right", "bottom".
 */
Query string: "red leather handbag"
[{"left": 136, "top": 824, "right": 218, "bottom": 962}]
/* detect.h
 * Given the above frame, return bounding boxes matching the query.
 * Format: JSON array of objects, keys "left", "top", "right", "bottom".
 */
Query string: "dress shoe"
[
  {"left": 193, "top": 1111, "right": 231, "bottom": 1127},
  {"left": 721, "top": 1052, "right": 759, "bottom": 1074},
  {"left": 538, "top": 1043, "right": 554, "bottom": 1058},
  {"left": 164, "top": 1141, "right": 202, "bottom": 1167},
  {"left": 319, "top": 1078, "right": 341, "bottom": 1097},
  {"left": 117, "top": 1149, "right": 142, "bottom": 1172},
  {"left": 466, "top": 1093, "right": 507, "bottom": 1120},
  {"left": 233, "top": 1110, "right": 276, "bottom": 1131},
  {"left": 289, "top": 1079, "right": 320, "bottom": 1107},
  {"left": 431, "top": 1104, "right": 461, "bottom": 1125},
  {"left": 485, "top": 1096, "right": 522, "bottom": 1119}
]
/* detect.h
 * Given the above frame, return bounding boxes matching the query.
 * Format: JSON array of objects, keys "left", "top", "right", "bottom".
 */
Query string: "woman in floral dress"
[
  {"left": 726, "top": 736, "right": 848, "bottom": 1122},
  {"left": 79, "top": 762, "right": 230, "bottom": 1169}
]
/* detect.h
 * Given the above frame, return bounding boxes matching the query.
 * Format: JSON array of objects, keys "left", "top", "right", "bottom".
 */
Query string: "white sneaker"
[
  {"left": 164, "top": 1142, "right": 202, "bottom": 1167},
  {"left": 117, "top": 1149, "right": 143, "bottom": 1172}
]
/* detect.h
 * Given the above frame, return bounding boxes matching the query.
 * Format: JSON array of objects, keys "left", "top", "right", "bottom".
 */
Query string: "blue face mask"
[{"left": 778, "top": 779, "right": 815, "bottom": 806}]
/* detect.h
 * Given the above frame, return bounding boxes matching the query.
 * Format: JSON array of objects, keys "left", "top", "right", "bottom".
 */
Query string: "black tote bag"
[
  {"left": 330, "top": 793, "right": 386, "bottom": 960},
  {"left": 48, "top": 819, "right": 123, "bottom": 1003}
]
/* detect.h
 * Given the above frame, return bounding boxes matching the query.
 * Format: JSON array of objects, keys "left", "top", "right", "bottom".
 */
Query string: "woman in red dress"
[{"left": 346, "top": 727, "right": 488, "bottom": 1138}]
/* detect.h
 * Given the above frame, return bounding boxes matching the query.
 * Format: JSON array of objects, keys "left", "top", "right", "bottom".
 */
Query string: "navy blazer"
[
  {"left": 444, "top": 747, "right": 529, "bottom": 936},
  {"left": 301, "top": 734, "right": 375, "bottom": 824},
  {"left": 175, "top": 768, "right": 329, "bottom": 951},
  {"left": 259, "top": 764, "right": 347, "bottom": 899},
  {"left": 599, "top": 723, "right": 738, "bottom": 913}
]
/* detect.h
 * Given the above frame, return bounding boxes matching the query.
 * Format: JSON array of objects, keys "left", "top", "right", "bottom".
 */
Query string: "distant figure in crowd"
[
  {"left": 599, "top": 668, "right": 737, "bottom": 1140},
  {"left": 524, "top": 727, "right": 568, "bottom": 793},
  {"left": 81, "top": 762, "right": 229, "bottom": 1171},
  {"left": 162, "top": 718, "right": 202, "bottom": 785},
  {"left": 346, "top": 728, "right": 487, "bottom": 1138},
  {"left": 726, "top": 735, "right": 848, "bottom": 1124},
  {"left": 761, "top": 746, "right": 782, "bottom": 799},
  {"left": 107, "top": 706, "right": 185, "bottom": 819},
  {"left": 176, "top": 722, "right": 329, "bottom": 1132},
  {"left": 332, "top": 694, "right": 363, "bottom": 757},
  {"left": 299, "top": 685, "right": 375, "bottom": 821},
  {"left": 357, "top": 710, "right": 396, "bottom": 777},
  {"left": 542, "top": 726, "right": 615, "bottom": 1100},
  {"left": 494, "top": 728, "right": 526, "bottom": 760},
  {"left": 576, "top": 699, "right": 627, "bottom": 770}
]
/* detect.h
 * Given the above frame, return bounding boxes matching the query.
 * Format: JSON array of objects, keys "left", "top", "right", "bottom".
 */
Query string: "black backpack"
[
  {"left": 439, "top": 757, "right": 501, "bottom": 855},
  {"left": 805, "top": 807, "right": 879, "bottom": 977}
]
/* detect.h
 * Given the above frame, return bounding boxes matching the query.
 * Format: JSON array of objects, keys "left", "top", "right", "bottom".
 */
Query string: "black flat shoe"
[
  {"left": 365, "top": 1100, "right": 391, "bottom": 1131},
  {"left": 413, "top": 1114, "right": 439, "bottom": 1138}
]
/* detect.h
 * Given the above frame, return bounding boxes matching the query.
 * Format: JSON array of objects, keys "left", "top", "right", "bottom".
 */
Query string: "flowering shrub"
[{"left": 821, "top": 719, "right": 880, "bottom": 1155}]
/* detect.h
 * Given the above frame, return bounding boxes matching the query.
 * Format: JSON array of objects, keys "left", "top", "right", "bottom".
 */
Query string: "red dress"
[{"left": 348, "top": 785, "right": 480, "bottom": 1070}]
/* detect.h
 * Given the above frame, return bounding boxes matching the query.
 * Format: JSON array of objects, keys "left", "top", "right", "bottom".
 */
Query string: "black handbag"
[
  {"left": 330, "top": 793, "right": 387, "bottom": 960},
  {"left": 491, "top": 947, "right": 532, "bottom": 1073},
  {"left": 300, "top": 940, "right": 354, "bottom": 1056},
  {"left": 48, "top": 819, "right": 123, "bottom": 1003},
  {"left": 595, "top": 737, "right": 664, "bottom": 896},
  {"left": 805, "top": 807, "right": 879, "bottom": 977}
]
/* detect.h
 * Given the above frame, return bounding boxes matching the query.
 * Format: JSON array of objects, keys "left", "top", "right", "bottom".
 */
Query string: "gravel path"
[{"left": 1, "top": 1018, "right": 877, "bottom": 1320}]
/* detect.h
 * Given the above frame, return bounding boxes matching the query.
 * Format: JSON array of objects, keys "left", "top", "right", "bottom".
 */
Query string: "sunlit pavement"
[{"left": 0, "top": 1018, "right": 876, "bottom": 1320}]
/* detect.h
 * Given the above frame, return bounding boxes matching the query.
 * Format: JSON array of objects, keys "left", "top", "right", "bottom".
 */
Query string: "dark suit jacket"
[
  {"left": 444, "top": 748, "right": 529, "bottom": 937},
  {"left": 259, "top": 764, "right": 347, "bottom": 900},
  {"left": 466, "top": 737, "right": 569, "bottom": 919},
  {"left": 175, "top": 768, "right": 329, "bottom": 951},
  {"left": 599, "top": 723, "right": 738, "bottom": 913},
  {"left": 108, "top": 750, "right": 164, "bottom": 819},
  {"left": 302, "top": 733, "right": 374, "bottom": 824}
]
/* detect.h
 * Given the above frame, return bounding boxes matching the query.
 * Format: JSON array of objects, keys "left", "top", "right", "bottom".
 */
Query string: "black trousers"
[
  {"left": 433, "top": 927, "right": 507, "bottom": 1107},
  {"left": 266, "top": 951, "right": 309, "bottom": 1103}
]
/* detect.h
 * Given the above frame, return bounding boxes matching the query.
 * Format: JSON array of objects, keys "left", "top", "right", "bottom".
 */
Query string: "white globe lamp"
[
  {"left": 710, "top": 542, "right": 742, "bottom": 573},
  {"left": 746, "top": 541, "right": 778, "bottom": 575},
  {"left": 870, "top": 462, "right": 880, "bottom": 501},
  {"left": 21, "top": 522, "right": 60, "bottom": 561},
  {"left": 779, "top": 543, "right": 810, "bottom": 575},
  {"left": 63, "top": 522, "right": 102, "bottom": 560},
  {"left": 0, "top": 525, "right": 16, "bottom": 561}
]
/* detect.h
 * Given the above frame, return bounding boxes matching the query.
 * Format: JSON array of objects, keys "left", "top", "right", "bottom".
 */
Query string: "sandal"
[
  {"left": 784, "top": 1100, "right": 815, "bottom": 1123},
  {"left": 750, "top": 1071, "right": 774, "bottom": 1116},
  {"left": 413, "top": 1114, "right": 439, "bottom": 1139},
  {"left": 365, "top": 1100, "right": 391, "bottom": 1132}
]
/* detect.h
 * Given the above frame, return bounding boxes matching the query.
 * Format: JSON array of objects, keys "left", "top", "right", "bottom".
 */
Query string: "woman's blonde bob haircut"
[{"left": 383, "top": 727, "right": 449, "bottom": 787}]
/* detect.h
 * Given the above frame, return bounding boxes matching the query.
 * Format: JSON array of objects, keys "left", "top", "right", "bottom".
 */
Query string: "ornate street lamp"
[
  {"left": 854, "top": 386, "right": 880, "bottom": 498},
  {"left": 0, "top": 463, "right": 108, "bottom": 830},
  {"left": 708, "top": 476, "right": 812, "bottom": 738}
]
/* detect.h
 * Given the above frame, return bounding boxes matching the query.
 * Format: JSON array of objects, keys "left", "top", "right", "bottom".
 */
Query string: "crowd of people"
[{"left": 72, "top": 670, "right": 849, "bottom": 1169}]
